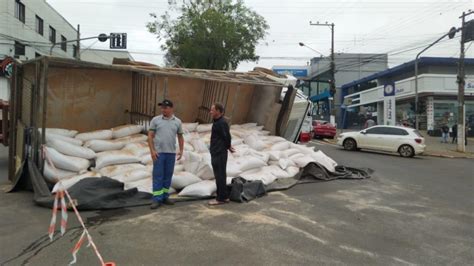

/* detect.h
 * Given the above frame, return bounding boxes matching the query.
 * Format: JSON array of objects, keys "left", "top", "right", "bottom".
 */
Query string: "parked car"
[
  {"left": 336, "top": 126, "right": 425, "bottom": 157},
  {"left": 313, "top": 120, "right": 337, "bottom": 139}
]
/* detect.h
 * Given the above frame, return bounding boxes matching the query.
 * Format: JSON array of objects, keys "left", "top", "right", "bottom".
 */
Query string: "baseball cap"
[{"left": 158, "top": 99, "right": 173, "bottom": 108}]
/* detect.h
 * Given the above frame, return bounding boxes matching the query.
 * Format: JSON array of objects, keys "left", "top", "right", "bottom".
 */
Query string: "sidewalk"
[{"left": 328, "top": 129, "right": 474, "bottom": 159}]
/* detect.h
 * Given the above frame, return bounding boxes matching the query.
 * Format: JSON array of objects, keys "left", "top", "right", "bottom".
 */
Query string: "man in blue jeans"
[{"left": 147, "top": 99, "right": 184, "bottom": 209}]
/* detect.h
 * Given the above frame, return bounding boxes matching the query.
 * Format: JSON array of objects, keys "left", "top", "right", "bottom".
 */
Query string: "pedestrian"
[
  {"left": 147, "top": 99, "right": 184, "bottom": 210},
  {"left": 466, "top": 123, "right": 470, "bottom": 146},
  {"left": 451, "top": 124, "right": 457, "bottom": 144},
  {"left": 364, "top": 117, "right": 376, "bottom": 129},
  {"left": 208, "top": 103, "right": 234, "bottom": 206},
  {"left": 441, "top": 124, "right": 449, "bottom": 143}
]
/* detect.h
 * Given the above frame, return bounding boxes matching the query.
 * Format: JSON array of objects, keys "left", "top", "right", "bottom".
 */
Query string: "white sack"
[
  {"left": 174, "top": 164, "right": 185, "bottom": 172},
  {"left": 190, "top": 138, "right": 208, "bottom": 153},
  {"left": 75, "top": 129, "right": 113, "bottom": 141},
  {"left": 231, "top": 138, "right": 243, "bottom": 146},
  {"left": 293, "top": 155, "right": 317, "bottom": 168},
  {"left": 312, "top": 150, "right": 338, "bottom": 173},
  {"left": 183, "top": 151, "right": 203, "bottom": 173},
  {"left": 290, "top": 143, "right": 315, "bottom": 155},
  {"left": 270, "top": 142, "right": 290, "bottom": 151},
  {"left": 178, "top": 180, "right": 216, "bottom": 197},
  {"left": 43, "top": 162, "right": 76, "bottom": 183},
  {"left": 262, "top": 165, "right": 292, "bottom": 179},
  {"left": 278, "top": 158, "right": 296, "bottom": 170},
  {"left": 240, "top": 171, "right": 277, "bottom": 185},
  {"left": 267, "top": 151, "right": 281, "bottom": 161},
  {"left": 241, "top": 123, "right": 258, "bottom": 129},
  {"left": 236, "top": 157, "right": 266, "bottom": 172},
  {"left": 52, "top": 171, "right": 101, "bottom": 193},
  {"left": 44, "top": 128, "right": 78, "bottom": 138},
  {"left": 99, "top": 163, "right": 146, "bottom": 177},
  {"left": 48, "top": 139, "right": 96, "bottom": 159},
  {"left": 286, "top": 166, "right": 300, "bottom": 177},
  {"left": 124, "top": 177, "right": 152, "bottom": 193},
  {"left": 112, "top": 124, "right": 143, "bottom": 139},
  {"left": 45, "top": 147, "right": 90, "bottom": 172},
  {"left": 196, "top": 124, "right": 212, "bottom": 133},
  {"left": 244, "top": 134, "right": 265, "bottom": 151},
  {"left": 183, "top": 122, "right": 199, "bottom": 132},
  {"left": 265, "top": 136, "right": 287, "bottom": 143},
  {"left": 123, "top": 142, "right": 150, "bottom": 157},
  {"left": 113, "top": 134, "right": 148, "bottom": 144},
  {"left": 249, "top": 150, "right": 270, "bottom": 163},
  {"left": 282, "top": 148, "right": 301, "bottom": 158},
  {"left": 140, "top": 154, "right": 153, "bottom": 165},
  {"left": 84, "top": 139, "right": 125, "bottom": 152},
  {"left": 111, "top": 170, "right": 150, "bottom": 183},
  {"left": 226, "top": 177, "right": 234, "bottom": 185},
  {"left": 227, "top": 161, "right": 242, "bottom": 177},
  {"left": 196, "top": 153, "right": 214, "bottom": 180},
  {"left": 95, "top": 150, "right": 140, "bottom": 169},
  {"left": 46, "top": 133, "right": 83, "bottom": 146},
  {"left": 171, "top": 171, "right": 202, "bottom": 189}
]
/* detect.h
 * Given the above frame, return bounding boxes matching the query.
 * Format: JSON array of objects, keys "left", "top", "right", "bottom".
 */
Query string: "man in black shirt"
[{"left": 208, "top": 103, "right": 234, "bottom": 205}]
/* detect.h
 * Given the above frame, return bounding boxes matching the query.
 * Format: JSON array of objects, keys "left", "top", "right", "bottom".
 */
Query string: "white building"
[
  {"left": 0, "top": 0, "right": 79, "bottom": 100},
  {"left": 341, "top": 57, "right": 474, "bottom": 136}
]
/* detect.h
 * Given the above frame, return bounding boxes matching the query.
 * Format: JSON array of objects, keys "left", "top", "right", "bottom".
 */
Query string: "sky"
[{"left": 46, "top": 0, "right": 474, "bottom": 71}]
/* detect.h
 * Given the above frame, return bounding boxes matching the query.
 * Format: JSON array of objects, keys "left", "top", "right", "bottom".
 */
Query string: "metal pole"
[
  {"left": 414, "top": 59, "right": 419, "bottom": 129},
  {"left": 457, "top": 12, "right": 467, "bottom": 152},
  {"left": 414, "top": 27, "right": 459, "bottom": 130},
  {"left": 76, "top": 24, "right": 81, "bottom": 59},
  {"left": 330, "top": 23, "right": 336, "bottom": 126}
]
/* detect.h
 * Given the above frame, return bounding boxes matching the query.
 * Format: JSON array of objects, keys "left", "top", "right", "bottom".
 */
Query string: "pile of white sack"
[{"left": 43, "top": 122, "right": 338, "bottom": 198}]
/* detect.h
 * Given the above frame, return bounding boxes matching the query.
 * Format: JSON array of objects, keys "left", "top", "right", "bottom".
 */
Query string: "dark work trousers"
[{"left": 211, "top": 152, "right": 229, "bottom": 201}]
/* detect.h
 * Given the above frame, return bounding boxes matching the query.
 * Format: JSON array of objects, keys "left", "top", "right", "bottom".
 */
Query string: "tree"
[{"left": 147, "top": 0, "right": 268, "bottom": 70}]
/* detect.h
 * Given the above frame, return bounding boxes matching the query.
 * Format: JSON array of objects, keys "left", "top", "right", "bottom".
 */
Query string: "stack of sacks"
[{"left": 45, "top": 122, "right": 339, "bottom": 198}]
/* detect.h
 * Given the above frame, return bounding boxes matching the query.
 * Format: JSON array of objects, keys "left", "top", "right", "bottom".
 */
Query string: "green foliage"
[{"left": 147, "top": 0, "right": 268, "bottom": 70}]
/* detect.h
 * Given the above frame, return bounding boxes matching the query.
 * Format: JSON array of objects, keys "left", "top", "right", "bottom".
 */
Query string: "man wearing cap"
[{"left": 148, "top": 99, "right": 184, "bottom": 209}]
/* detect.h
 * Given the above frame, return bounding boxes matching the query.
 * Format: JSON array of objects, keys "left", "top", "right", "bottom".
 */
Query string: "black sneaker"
[
  {"left": 150, "top": 201, "right": 161, "bottom": 209},
  {"left": 162, "top": 198, "right": 175, "bottom": 205}
]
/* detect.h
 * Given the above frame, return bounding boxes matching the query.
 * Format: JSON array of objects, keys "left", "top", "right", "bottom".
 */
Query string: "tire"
[
  {"left": 398, "top": 144, "right": 415, "bottom": 158},
  {"left": 343, "top": 138, "right": 357, "bottom": 151}
]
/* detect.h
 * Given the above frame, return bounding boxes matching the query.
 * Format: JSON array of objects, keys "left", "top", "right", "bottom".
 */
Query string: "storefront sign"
[
  {"left": 466, "top": 79, "right": 474, "bottom": 91},
  {"left": 384, "top": 83, "right": 396, "bottom": 126}
]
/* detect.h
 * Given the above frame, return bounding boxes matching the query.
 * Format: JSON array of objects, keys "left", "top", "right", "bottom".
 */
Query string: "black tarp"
[{"left": 10, "top": 160, "right": 372, "bottom": 210}]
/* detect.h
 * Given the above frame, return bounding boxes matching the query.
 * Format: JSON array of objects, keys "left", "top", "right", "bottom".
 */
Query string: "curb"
[{"left": 422, "top": 152, "right": 473, "bottom": 159}]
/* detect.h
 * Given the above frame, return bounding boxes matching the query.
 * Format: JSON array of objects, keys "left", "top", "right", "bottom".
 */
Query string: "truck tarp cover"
[{"left": 13, "top": 159, "right": 372, "bottom": 210}]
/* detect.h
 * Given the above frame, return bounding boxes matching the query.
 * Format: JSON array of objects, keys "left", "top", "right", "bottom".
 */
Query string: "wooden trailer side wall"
[{"left": 46, "top": 68, "right": 133, "bottom": 132}]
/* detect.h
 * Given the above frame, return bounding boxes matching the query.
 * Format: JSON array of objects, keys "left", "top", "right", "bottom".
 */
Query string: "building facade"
[
  {"left": 305, "top": 53, "right": 388, "bottom": 125},
  {"left": 0, "top": 0, "right": 78, "bottom": 100},
  {"left": 341, "top": 57, "right": 474, "bottom": 136}
]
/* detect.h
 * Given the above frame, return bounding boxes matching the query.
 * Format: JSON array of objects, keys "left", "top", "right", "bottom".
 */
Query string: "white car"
[{"left": 337, "top": 126, "right": 426, "bottom": 157}]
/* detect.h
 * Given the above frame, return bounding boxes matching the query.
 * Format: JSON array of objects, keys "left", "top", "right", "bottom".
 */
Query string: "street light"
[
  {"left": 298, "top": 42, "right": 325, "bottom": 57},
  {"left": 414, "top": 27, "right": 459, "bottom": 130}
]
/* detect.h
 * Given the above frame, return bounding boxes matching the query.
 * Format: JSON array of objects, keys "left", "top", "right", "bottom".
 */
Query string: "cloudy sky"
[{"left": 46, "top": 0, "right": 474, "bottom": 71}]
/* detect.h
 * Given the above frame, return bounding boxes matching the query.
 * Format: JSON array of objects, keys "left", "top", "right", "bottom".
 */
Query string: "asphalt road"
[{"left": 0, "top": 143, "right": 473, "bottom": 265}]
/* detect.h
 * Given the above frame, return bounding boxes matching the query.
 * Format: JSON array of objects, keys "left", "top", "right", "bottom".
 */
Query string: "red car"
[{"left": 312, "top": 120, "right": 337, "bottom": 139}]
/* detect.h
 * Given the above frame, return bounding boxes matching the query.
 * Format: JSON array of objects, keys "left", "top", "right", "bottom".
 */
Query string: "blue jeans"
[
  {"left": 441, "top": 133, "right": 449, "bottom": 143},
  {"left": 152, "top": 153, "right": 176, "bottom": 202}
]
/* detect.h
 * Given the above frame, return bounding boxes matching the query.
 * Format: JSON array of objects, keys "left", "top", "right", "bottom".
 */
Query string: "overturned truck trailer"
[{"left": 8, "top": 56, "right": 309, "bottom": 182}]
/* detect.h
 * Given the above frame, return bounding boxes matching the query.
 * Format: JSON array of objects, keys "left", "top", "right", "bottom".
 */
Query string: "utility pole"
[
  {"left": 76, "top": 24, "right": 81, "bottom": 60},
  {"left": 457, "top": 10, "right": 474, "bottom": 152},
  {"left": 310, "top": 21, "right": 336, "bottom": 125}
]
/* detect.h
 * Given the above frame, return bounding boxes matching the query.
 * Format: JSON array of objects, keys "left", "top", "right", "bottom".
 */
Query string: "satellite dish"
[{"left": 448, "top": 27, "right": 456, "bottom": 39}]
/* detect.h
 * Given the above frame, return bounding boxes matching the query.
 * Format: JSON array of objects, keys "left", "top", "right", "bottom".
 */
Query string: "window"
[
  {"left": 35, "top": 16, "right": 44, "bottom": 35},
  {"left": 61, "top": 35, "right": 67, "bottom": 51},
  {"left": 15, "top": 0, "right": 25, "bottom": 23},
  {"left": 365, "top": 127, "right": 385, "bottom": 135},
  {"left": 384, "top": 128, "right": 409, "bottom": 136},
  {"left": 72, "top": 44, "right": 77, "bottom": 58},
  {"left": 14, "top": 41, "right": 25, "bottom": 56},
  {"left": 49, "top": 26, "right": 56, "bottom": 43}
]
